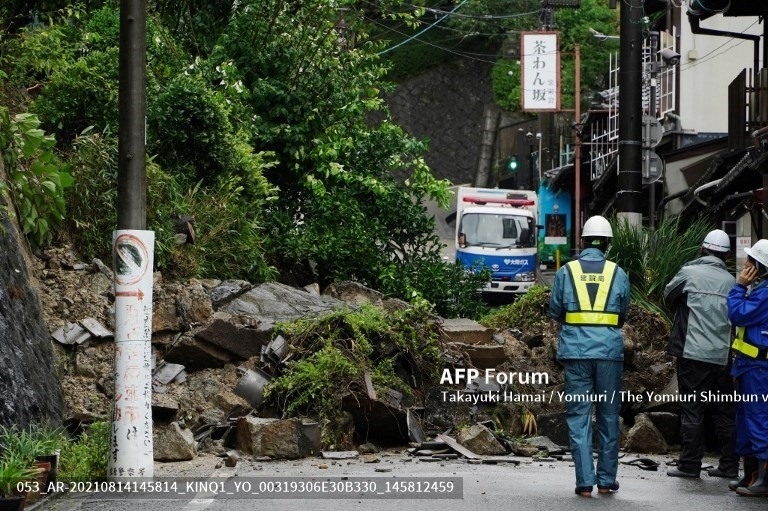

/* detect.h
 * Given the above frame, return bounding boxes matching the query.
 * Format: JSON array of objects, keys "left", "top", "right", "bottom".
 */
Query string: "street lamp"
[{"left": 589, "top": 28, "right": 620, "bottom": 42}]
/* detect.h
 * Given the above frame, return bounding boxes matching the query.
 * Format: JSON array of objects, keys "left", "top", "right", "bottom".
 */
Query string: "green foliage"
[
  {"left": 31, "top": 46, "right": 120, "bottom": 144},
  {"left": 58, "top": 422, "right": 110, "bottom": 482},
  {"left": 0, "top": 5, "right": 86, "bottom": 89},
  {"left": 480, "top": 284, "right": 551, "bottom": 331},
  {"left": 267, "top": 304, "right": 444, "bottom": 446},
  {"left": 148, "top": 167, "right": 277, "bottom": 282},
  {"left": 607, "top": 215, "right": 714, "bottom": 323},
  {"left": 1, "top": 0, "right": 490, "bottom": 319},
  {"left": 378, "top": 259, "right": 491, "bottom": 319},
  {"left": 0, "top": 423, "right": 68, "bottom": 496},
  {"left": 64, "top": 129, "right": 117, "bottom": 261},
  {"left": 0, "top": 109, "right": 74, "bottom": 247},
  {"left": 0, "top": 456, "right": 39, "bottom": 498},
  {"left": 492, "top": 59, "right": 528, "bottom": 115},
  {"left": 65, "top": 130, "right": 276, "bottom": 282},
  {"left": 148, "top": 73, "right": 236, "bottom": 185}
]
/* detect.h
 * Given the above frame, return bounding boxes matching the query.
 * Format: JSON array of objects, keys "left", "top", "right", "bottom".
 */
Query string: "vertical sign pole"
[
  {"left": 574, "top": 44, "right": 582, "bottom": 251},
  {"left": 110, "top": 0, "right": 153, "bottom": 480},
  {"left": 110, "top": 231, "right": 154, "bottom": 479}
]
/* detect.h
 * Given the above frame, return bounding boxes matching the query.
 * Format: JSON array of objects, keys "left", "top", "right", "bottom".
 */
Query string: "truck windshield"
[{"left": 460, "top": 213, "right": 535, "bottom": 248}]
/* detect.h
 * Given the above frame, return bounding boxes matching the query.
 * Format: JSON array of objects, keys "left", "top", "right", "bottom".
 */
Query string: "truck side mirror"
[{"left": 458, "top": 233, "right": 467, "bottom": 248}]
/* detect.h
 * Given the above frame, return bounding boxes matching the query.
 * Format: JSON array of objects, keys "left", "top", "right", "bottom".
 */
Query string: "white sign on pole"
[
  {"left": 521, "top": 32, "right": 560, "bottom": 112},
  {"left": 736, "top": 236, "right": 751, "bottom": 264},
  {"left": 110, "top": 229, "right": 155, "bottom": 480}
]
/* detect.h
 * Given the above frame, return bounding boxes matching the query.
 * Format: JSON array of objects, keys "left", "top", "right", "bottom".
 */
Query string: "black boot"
[
  {"left": 730, "top": 457, "right": 758, "bottom": 491},
  {"left": 736, "top": 460, "right": 768, "bottom": 497}
]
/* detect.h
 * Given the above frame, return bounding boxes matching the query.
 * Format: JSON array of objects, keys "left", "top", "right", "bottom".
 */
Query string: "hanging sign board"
[{"left": 521, "top": 32, "right": 561, "bottom": 112}]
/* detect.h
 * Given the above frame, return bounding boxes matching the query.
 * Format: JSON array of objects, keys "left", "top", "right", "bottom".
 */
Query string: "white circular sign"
[{"left": 114, "top": 234, "right": 150, "bottom": 285}]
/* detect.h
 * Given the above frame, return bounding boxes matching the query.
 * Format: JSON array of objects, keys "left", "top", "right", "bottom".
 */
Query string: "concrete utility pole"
[
  {"left": 109, "top": 0, "right": 155, "bottom": 480},
  {"left": 617, "top": 0, "right": 644, "bottom": 226},
  {"left": 574, "top": 44, "right": 582, "bottom": 244}
]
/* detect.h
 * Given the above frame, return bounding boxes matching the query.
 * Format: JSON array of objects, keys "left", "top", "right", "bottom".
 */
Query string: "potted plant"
[
  {"left": 0, "top": 456, "right": 38, "bottom": 511},
  {"left": 27, "top": 425, "right": 67, "bottom": 488},
  {"left": 0, "top": 424, "right": 67, "bottom": 502}
]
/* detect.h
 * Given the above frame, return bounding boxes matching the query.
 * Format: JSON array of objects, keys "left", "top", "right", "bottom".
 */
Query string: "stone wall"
[
  {"left": 378, "top": 58, "right": 496, "bottom": 186},
  {"left": 0, "top": 162, "right": 64, "bottom": 427}
]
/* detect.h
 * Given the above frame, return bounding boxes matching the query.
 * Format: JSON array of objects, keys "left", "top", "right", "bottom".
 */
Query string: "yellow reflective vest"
[
  {"left": 732, "top": 326, "right": 768, "bottom": 359},
  {"left": 563, "top": 259, "right": 620, "bottom": 327}
]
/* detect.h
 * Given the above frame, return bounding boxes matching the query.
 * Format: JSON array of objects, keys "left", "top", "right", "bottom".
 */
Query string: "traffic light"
[{"left": 506, "top": 155, "right": 519, "bottom": 173}]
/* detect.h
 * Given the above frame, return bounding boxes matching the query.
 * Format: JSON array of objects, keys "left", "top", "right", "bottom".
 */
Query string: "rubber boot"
[
  {"left": 730, "top": 457, "right": 758, "bottom": 491},
  {"left": 736, "top": 461, "right": 768, "bottom": 497}
]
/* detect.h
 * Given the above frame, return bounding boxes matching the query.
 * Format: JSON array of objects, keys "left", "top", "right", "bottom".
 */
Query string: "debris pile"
[{"left": 35, "top": 245, "right": 678, "bottom": 463}]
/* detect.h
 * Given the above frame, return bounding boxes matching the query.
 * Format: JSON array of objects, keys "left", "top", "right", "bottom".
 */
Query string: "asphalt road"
[{"left": 36, "top": 452, "right": 768, "bottom": 511}]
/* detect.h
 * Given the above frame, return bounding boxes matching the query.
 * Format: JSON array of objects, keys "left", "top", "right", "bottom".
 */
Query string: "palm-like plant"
[{"left": 606, "top": 216, "right": 715, "bottom": 323}]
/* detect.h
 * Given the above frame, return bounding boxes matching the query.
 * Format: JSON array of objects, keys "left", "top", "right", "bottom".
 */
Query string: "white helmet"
[
  {"left": 701, "top": 229, "right": 731, "bottom": 253},
  {"left": 582, "top": 215, "right": 613, "bottom": 238},
  {"left": 744, "top": 239, "right": 768, "bottom": 268}
]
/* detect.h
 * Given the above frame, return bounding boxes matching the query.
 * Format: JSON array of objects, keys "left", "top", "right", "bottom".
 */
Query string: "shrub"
[
  {"left": 479, "top": 284, "right": 552, "bottom": 331},
  {"left": 58, "top": 422, "right": 110, "bottom": 482},
  {"left": 0, "top": 109, "right": 74, "bottom": 248}
]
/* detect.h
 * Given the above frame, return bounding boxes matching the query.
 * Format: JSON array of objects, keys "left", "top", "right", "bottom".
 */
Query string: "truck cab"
[{"left": 455, "top": 187, "right": 538, "bottom": 295}]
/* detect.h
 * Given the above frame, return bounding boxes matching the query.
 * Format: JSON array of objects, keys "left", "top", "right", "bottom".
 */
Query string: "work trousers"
[
  {"left": 676, "top": 357, "right": 738, "bottom": 473},
  {"left": 563, "top": 359, "right": 622, "bottom": 488},
  {"left": 733, "top": 360, "right": 768, "bottom": 460}
]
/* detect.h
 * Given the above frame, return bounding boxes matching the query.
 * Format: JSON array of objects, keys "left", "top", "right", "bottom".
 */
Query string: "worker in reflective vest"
[
  {"left": 727, "top": 239, "right": 768, "bottom": 497},
  {"left": 549, "top": 215, "right": 630, "bottom": 498}
]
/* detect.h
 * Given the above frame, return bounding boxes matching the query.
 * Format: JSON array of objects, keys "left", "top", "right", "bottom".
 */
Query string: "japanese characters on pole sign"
[{"left": 521, "top": 32, "right": 560, "bottom": 112}]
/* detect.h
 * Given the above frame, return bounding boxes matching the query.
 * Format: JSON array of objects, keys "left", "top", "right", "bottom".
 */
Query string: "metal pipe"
[{"left": 693, "top": 178, "right": 723, "bottom": 205}]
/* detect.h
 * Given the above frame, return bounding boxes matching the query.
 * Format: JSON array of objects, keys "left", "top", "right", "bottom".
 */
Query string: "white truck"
[{"left": 454, "top": 187, "right": 538, "bottom": 295}]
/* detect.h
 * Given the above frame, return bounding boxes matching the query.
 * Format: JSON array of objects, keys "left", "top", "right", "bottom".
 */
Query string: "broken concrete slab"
[
  {"left": 194, "top": 317, "right": 270, "bottom": 360},
  {"left": 525, "top": 436, "right": 567, "bottom": 455},
  {"left": 153, "top": 361, "right": 186, "bottom": 385},
  {"left": 51, "top": 322, "right": 91, "bottom": 345},
  {"left": 449, "top": 343, "right": 507, "bottom": 369},
  {"left": 407, "top": 409, "right": 425, "bottom": 444},
  {"left": 436, "top": 433, "right": 480, "bottom": 459},
  {"left": 440, "top": 318, "right": 493, "bottom": 345},
  {"left": 80, "top": 317, "right": 113, "bottom": 338}
]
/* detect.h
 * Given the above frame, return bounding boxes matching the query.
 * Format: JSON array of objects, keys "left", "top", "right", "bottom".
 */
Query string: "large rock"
[
  {"left": 193, "top": 313, "right": 271, "bottom": 359},
  {"left": 625, "top": 413, "right": 668, "bottom": 454},
  {"left": 220, "top": 282, "right": 346, "bottom": 327},
  {"left": 0, "top": 184, "right": 64, "bottom": 427},
  {"left": 456, "top": 424, "right": 506, "bottom": 455},
  {"left": 236, "top": 416, "right": 320, "bottom": 459},
  {"left": 154, "top": 422, "right": 197, "bottom": 461},
  {"left": 153, "top": 280, "right": 213, "bottom": 333}
]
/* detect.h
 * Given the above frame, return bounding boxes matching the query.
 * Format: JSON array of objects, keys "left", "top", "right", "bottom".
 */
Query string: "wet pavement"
[{"left": 34, "top": 452, "right": 768, "bottom": 511}]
